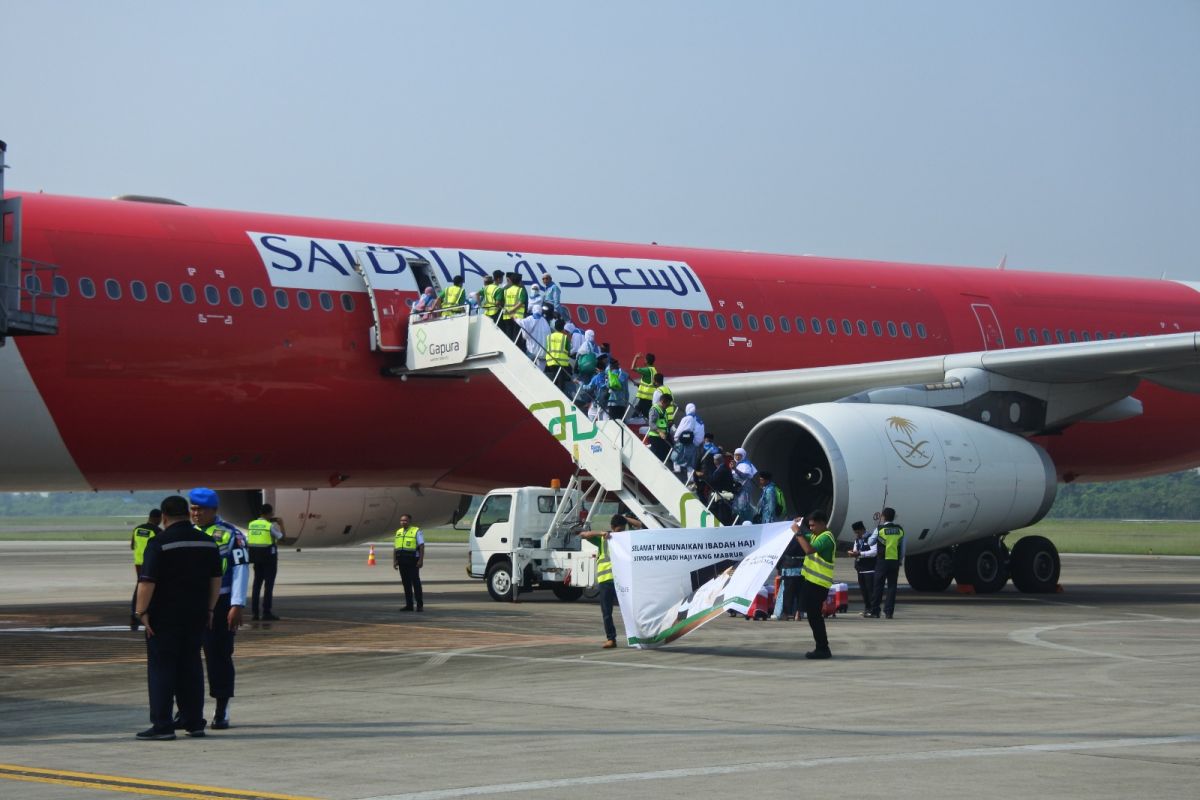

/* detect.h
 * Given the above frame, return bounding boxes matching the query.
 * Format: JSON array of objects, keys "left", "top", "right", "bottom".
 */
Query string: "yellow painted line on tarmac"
[{"left": 0, "top": 763, "right": 324, "bottom": 800}]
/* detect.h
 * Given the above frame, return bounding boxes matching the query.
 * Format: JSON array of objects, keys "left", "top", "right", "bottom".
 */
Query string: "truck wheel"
[
  {"left": 552, "top": 586, "right": 584, "bottom": 602},
  {"left": 486, "top": 559, "right": 514, "bottom": 602}
]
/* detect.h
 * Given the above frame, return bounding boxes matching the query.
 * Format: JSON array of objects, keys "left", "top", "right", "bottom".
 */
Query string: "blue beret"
[{"left": 188, "top": 488, "right": 219, "bottom": 509}]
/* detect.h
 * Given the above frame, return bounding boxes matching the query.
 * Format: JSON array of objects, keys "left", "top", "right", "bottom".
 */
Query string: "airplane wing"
[{"left": 670, "top": 332, "right": 1200, "bottom": 444}]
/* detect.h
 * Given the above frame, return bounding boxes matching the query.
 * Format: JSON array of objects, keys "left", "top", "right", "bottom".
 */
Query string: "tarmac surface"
[{"left": 0, "top": 540, "right": 1197, "bottom": 800}]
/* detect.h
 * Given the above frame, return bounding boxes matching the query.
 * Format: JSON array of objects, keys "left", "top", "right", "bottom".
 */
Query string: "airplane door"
[
  {"left": 970, "top": 303, "right": 1005, "bottom": 350},
  {"left": 354, "top": 252, "right": 443, "bottom": 352}
]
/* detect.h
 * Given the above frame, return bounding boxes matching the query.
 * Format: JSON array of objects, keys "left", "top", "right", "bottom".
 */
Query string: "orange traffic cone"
[{"left": 367, "top": 544, "right": 377, "bottom": 566}]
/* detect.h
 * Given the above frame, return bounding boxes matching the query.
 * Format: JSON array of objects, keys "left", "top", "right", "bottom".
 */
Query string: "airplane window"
[
  {"left": 105, "top": 279, "right": 122, "bottom": 300},
  {"left": 762, "top": 315, "right": 774, "bottom": 333},
  {"left": 155, "top": 282, "right": 171, "bottom": 302},
  {"left": 53, "top": 276, "right": 69, "bottom": 297},
  {"left": 811, "top": 318, "right": 822, "bottom": 334},
  {"left": 901, "top": 322, "right": 913, "bottom": 338},
  {"left": 297, "top": 290, "right": 312, "bottom": 311},
  {"left": 665, "top": 310, "right": 676, "bottom": 328},
  {"left": 872, "top": 321, "right": 882, "bottom": 336},
  {"left": 1027, "top": 327, "right": 1038, "bottom": 343},
  {"left": 682, "top": 311, "right": 693, "bottom": 329},
  {"left": 779, "top": 316, "right": 791, "bottom": 333},
  {"left": 1081, "top": 331, "right": 1091, "bottom": 341},
  {"left": 647, "top": 310, "right": 660, "bottom": 326},
  {"left": 24, "top": 274, "right": 41, "bottom": 293},
  {"left": 856, "top": 320, "right": 867, "bottom": 336},
  {"left": 1069, "top": 330, "right": 1078, "bottom": 342},
  {"left": 274, "top": 289, "right": 289, "bottom": 309},
  {"left": 842, "top": 319, "right": 853, "bottom": 336},
  {"left": 1095, "top": 331, "right": 1104, "bottom": 340},
  {"left": 595, "top": 308, "right": 607, "bottom": 325},
  {"left": 339, "top": 293, "right": 354, "bottom": 312},
  {"left": 631, "top": 309, "right": 642, "bottom": 326},
  {"left": 318, "top": 292, "right": 333, "bottom": 311},
  {"left": 715, "top": 313, "right": 726, "bottom": 330},
  {"left": 577, "top": 307, "right": 590, "bottom": 324},
  {"left": 1055, "top": 329, "right": 1065, "bottom": 343},
  {"left": 794, "top": 317, "right": 806, "bottom": 333},
  {"left": 827, "top": 318, "right": 838, "bottom": 335},
  {"left": 79, "top": 277, "right": 96, "bottom": 298},
  {"left": 1014, "top": 327, "right": 1025, "bottom": 343},
  {"left": 252, "top": 288, "right": 267, "bottom": 308},
  {"left": 916, "top": 322, "right": 927, "bottom": 339},
  {"left": 746, "top": 315, "right": 758, "bottom": 332},
  {"left": 203, "top": 285, "right": 219, "bottom": 305},
  {"left": 731, "top": 314, "right": 743, "bottom": 331},
  {"left": 229, "top": 287, "right": 244, "bottom": 307},
  {"left": 698, "top": 313, "right": 710, "bottom": 330},
  {"left": 180, "top": 283, "right": 196, "bottom": 304},
  {"left": 130, "top": 280, "right": 147, "bottom": 302}
]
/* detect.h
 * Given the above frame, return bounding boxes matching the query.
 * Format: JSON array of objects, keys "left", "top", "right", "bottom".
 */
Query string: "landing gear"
[
  {"left": 905, "top": 548, "right": 955, "bottom": 592},
  {"left": 953, "top": 536, "right": 1009, "bottom": 593},
  {"left": 1009, "top": 535, "right": 1061, "bottom": 593},
  {"left": 486, "top": 559, "right": 514, "bottom": 602}
]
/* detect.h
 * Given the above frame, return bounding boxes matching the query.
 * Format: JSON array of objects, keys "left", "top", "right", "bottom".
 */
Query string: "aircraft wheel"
[
  {"left": 954, "top": 537, "right": 1009, "bottom": 593},
  {"left": 552, "top": 585, "right": 584, "bottom": 602},
  {"left": 1010, "top": 535, "right": 1060, "bottom": 593},
  {"left": 905, "top": 548, "right": 954, "bottom": 592},
  {"left": 486, "top": 559, "right": 514, "bottom": 602}
]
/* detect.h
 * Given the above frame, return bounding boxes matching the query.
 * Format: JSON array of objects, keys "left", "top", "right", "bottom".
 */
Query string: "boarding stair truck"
[{"left": 399, "top": 303, "right": 720, "bottom": 601}]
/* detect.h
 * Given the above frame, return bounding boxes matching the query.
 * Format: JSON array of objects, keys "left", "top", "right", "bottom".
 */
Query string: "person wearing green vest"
[
  {"left": 579, "top": 514, "right": 629, "bottom": 649},
  {"left": 246, "top": 504, "right": 284, "bottom": 621},
  {"left": 646, "top": 392, "right": 673, "bottom": 462},
  {"left": 480, "top": 273, "right": 503, "bottom": 321},
  {"left": 393, "top": 513, "right": 425, "bottom": 612},
  {"left": 130, "top": 508, "right": 162, "bottom": 631},
  {"left": 436, "top": 275, "right": 466, "bottom": 317},
  {"left": 499, "top": 273, "right": 527, "bottom": 341},
  {"left": 629, "top": 352, "right": 659, "bottom": 419},
  {"left": 793, "top": 510, "right": 837, "bottom": 659},
  {"left": 869, "top": 507, "right": 906, "bottom": 619},
  {"left": 544, "top": 318, "right": 573, "bottom": 391}
]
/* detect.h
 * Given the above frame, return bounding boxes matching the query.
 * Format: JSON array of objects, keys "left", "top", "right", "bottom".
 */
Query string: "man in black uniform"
[
  {"left": 848, "top": 521, "right": 876, "bottom": 614},
  {"left": 869, "top": 507, "right": 906, "bottom": 619},
  {"left": 130, "top": 508, "right": 162, "bottom": 630},
  {"left": 134, "top": 495, "right": 222, "bottom": 740}
]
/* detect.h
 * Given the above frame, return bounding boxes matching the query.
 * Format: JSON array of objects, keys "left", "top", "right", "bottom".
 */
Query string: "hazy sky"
[{"left": 5, "top": 1, "right": 1197, "bottom": 278}]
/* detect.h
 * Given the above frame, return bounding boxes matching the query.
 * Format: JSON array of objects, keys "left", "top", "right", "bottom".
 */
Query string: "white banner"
[{"left": 608, "top": 522, "right": 797, "bottom": 649}]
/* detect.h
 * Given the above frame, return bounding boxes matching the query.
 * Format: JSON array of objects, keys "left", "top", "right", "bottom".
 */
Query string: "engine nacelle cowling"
[
  {"left": 742, "top": 403, "right": 1057, "bottom": 554},
  {"left": 214, "top": 487, "right": 469, "bottom": 547}
]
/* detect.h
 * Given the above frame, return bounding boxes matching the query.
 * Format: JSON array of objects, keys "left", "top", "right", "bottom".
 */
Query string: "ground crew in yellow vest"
[
  {"left": 793, "top": 510, "right": 837, "bottom": 659},
  {"left": 499, "top": 273, "right": 527, "bottom": 341},
  {"left": 579, "top": 514, "right": 628, "bottom": 649},
  {"left": 629, "top": 352, "right": 659, "bottom": 419},
  {"left": 651, "top": 373, "right": 677, "bottom": 424},
  {"left": 246, "top": 504, "right": 284, "bottom": 621},
  {"left": 437, "top": 275, "right": 466, "bottom": 316},
  {"left": 393, "top": 513, "right": 425, "bottom": 612},
  {"left": 481, "top": 272, "right": 503, "bottom": 321},
  {"left": 130, "top": 508, "right": 162, "bottom": 631},
  {"left": 869, "top": 507, "right": 906, "bottom": 619},
  {"left": 545, "top": 318, "right": 573, "bottom": 391}
]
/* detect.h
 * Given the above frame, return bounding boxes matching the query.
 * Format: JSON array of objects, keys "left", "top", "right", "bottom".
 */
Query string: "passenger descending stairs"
[{"left": 404, "top": 312, "right": 717, "bottom": 529}]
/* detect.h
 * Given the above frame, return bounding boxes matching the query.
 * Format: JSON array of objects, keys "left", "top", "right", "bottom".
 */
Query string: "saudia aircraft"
[{"left": 2, "top": 140, "right": 1198, "bottom": 595}]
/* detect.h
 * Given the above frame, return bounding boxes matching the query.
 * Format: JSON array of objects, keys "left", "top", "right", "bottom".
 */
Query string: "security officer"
[
  {"left": 130, "top": 508, "right": 162, "bottom": 630},
  {"left": 189, "top": 487, "right": 249, "bottom": 729},
  {"left": 791, "top": 510, "right": 836, "bottom": 659},
  {"left": 438, "top": 274, "right": 466, "bottom": 316},
  {"left": 579, "top": 514, "right": 627, "bottom": 649},
  {"left": 646, "top": 392, "right": 673, "bottom": 462},
  {"left": 480, "top": 273, "right": 502, "bottom": 321},
  {"left": 246, "top": 503, "right": 283, "bottom": 621},
  {"left": 544, "top": 318, "right": 573, "bottom": 391},
  {"left": 629, "top": 352, "right": 659, "bottom": 419},
  {"left": 134, "top": 495, "right": 222, "bottom": 740},
  {"left": 870, "top": 507, "right": 906, "bottom": 619},
  {"left": 848, "top": 520, "right": 877, "bottom": 615},
  {"left": 500, "top": 273, "right": 527, "bottom": 341},
  {"left": 393, "top": 513, "right": 425, "bottom": 612}
]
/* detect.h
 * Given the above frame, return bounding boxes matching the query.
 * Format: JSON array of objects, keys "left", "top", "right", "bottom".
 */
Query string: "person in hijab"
[
  {"left": 517, "top": 307, "right": 552, "bottom": 370},
  {"left": 731, "top": 447, "right": 758, "bottom": 522},
  {"left": 671, "top": 403, "right": 705, "bottom": 475}
]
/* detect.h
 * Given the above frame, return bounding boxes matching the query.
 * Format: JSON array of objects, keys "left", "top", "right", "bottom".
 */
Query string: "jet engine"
[
  {"left": 742, "top": 403, "right": 1057, "bottom": 555},
  {"left": 214, "top": 487, "right": 469, "bottom": 548}
]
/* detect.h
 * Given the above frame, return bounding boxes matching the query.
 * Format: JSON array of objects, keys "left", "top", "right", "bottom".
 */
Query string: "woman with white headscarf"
[
  {"left": 671, "top": 403, "right": 705, "bottom": 475},
  {"left": 731, "top": 447, "right": 758, "bottom": 522}
]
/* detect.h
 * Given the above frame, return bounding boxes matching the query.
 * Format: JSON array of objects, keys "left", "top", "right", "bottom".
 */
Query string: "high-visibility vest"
[
  {"left": 204, "top": 523, "right": 232, "bottom": 574},
  {"left": 394, "top": 526, "right": 420, "bottom": 552},
  {"left": 660, "top": 385, "right": 677, "bottom": 421},
  {"left": 441, "top": 284, "right": 466, "bottom": 316},
  {"left": 802, "top": 530, "right": 836, "bottom": 588},
  {"left": 652, "top": 406, "right": 670, "bottom": 437},
  {"left": 596, "top": 537, "right": 613, "bottom": 583},
  {"left": 502, "top": 285, "right": 526, "bottom": 321},
  {"left": 879, "top": 523, "right": 905, "bottom": 561},
  {"left": 131, "top": 525, "right": 156, "bottom": 566},
  {"left": 246, "top": 518, "right": 274, "bottom": 547},
  {"left": 482, "top": 284, "right": 502, "bottom": 316},
  {"left": 545, "top": 331, "right": 571, "bottom": 368},
  {"left": 636, "top": 365, "right": 658, "bottom": 400}
]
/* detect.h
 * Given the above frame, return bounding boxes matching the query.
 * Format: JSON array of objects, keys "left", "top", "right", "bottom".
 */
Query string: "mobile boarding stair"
[{"left": 404, "top": 309, "right": 718, "bottom": 532}]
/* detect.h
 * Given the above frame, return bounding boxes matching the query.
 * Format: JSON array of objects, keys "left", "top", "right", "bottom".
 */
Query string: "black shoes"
[
  {"left": 805, "top": 648, "right": 833, "bottom": 660},
  {"left": 251, "top": 613, "right": 260, "bottom": 621},
  {"left": 185, "top": 728, "right": 206, "bottom": 738},
  {"left": 211, "top": 717, "right": 230, "bottom": 730},
  {"left": 415, "top": 607, "right": 423, "bottom": 613},
  {"left": 262, "top": 612, "right": 281, "bottom": 621},
  {"left": 400, "top": 606, "right": 414, "bottom": 612},
  {"left": 136, "top": 727, "right": 176, "bottom": 741},
  {"left": 885, "top": 614, "right": 894, "bottom": 619}
]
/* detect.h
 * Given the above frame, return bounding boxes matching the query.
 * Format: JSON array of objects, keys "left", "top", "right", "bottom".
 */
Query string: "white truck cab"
[{"left": 467, "top": 486, "right": 607, "bottom": 601}]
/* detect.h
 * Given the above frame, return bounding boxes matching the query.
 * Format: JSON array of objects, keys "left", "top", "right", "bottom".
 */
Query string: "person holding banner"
[
  {"left": 580, "top": 514, "right": 629, "bottom": 649},
  {"left": 792, "top": 511, "right": 837, "bottom": 659}
]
